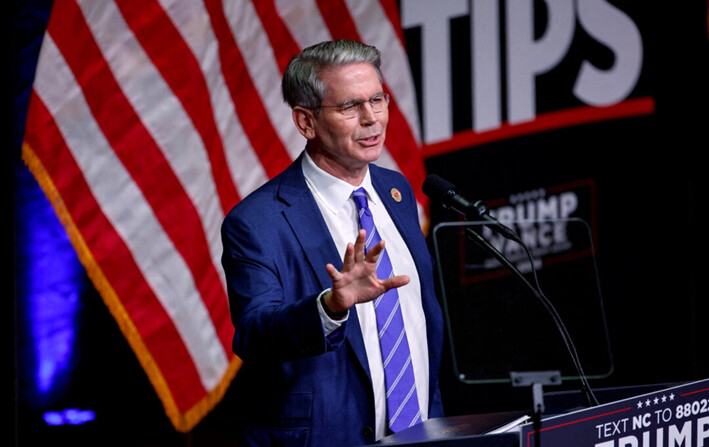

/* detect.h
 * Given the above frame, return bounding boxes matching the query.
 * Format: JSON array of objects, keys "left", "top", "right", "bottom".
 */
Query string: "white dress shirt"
[{"left": 302, "top": 152, "right": 429, "bottom": 440}]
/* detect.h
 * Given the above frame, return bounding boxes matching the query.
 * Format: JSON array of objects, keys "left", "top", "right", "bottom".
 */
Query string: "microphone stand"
[{"left": 463, "top": 225, "right": 599, "bottom": 409}]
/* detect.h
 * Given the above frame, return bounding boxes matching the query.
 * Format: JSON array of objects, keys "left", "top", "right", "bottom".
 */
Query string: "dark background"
[
  {"left": 421, "top": 0, "right": 709, "bottom": 419},
  {"left": 11, "top": 1, "right": 709, "bottom": 445}
]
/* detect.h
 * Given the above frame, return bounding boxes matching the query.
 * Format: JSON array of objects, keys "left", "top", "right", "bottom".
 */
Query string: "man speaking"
[{"left": 221, "top": 39, "right": 445, "bottom": 446}]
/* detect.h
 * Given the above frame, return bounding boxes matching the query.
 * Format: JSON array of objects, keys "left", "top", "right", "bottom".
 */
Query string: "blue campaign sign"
[{"left": 520, "top": 379, "right": 709, "bottom": 447}]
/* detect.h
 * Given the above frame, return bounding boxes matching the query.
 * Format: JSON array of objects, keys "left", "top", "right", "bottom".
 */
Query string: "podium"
[
  {"left": 376, "top": 411, "right": 525, "bottom": 446},
  {"left": 372, "top": 378, "right": 709, "bottom": 446},
  {"left": 379, "top": 219, "right": 709, "bottom": 445}
]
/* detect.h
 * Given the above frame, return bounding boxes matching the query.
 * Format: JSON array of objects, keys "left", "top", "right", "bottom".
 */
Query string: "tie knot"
[{"left": 351, "top": 187, "right": 368, "bottom": 211}]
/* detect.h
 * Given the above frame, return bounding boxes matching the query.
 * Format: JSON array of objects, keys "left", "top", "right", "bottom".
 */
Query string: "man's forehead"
[{"left": 321, "top": 63, "right": 382, "bottom": 100}]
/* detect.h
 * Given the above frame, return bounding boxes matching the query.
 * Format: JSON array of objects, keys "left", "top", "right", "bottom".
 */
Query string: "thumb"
[{"left": 382, "top": 274, "right": 410, "bottom": 291}]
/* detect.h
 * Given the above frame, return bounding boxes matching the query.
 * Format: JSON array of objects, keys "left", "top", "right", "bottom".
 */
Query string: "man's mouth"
[{"left": 358, "top": 133, "right": 381, "bottom": 145}]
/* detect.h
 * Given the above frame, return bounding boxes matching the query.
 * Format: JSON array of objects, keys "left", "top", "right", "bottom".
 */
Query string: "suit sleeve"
[{"left": 221, "top": 205, "right": 344, "bottom": 363}]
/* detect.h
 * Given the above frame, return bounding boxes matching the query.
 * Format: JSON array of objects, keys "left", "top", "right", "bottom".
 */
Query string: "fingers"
[
  {"left": 353, "top": 229, "right": 367, "bottom": 262},
  {"left": 326, "top": 263, "right": 341, "bottom": 281},
  {"left": 348, "top": 229, "right": 382, "bottom": 266},
  {"left": 329, "top": 230, "right": 410, "bottom": 305},
  {"left": 341, "top": 243, "right": 355, "bottom": 271},
  {"left": 365, "top": 239, "right": 385, "bottom": 262}
]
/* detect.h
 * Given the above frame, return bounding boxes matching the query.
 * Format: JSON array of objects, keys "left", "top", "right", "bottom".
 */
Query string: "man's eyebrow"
[
  {"left": 337, "top": 92, "right": 385, "bottom": 107},
  {"left": 338, "top": 98, "right": 361, "bottom": 107}
]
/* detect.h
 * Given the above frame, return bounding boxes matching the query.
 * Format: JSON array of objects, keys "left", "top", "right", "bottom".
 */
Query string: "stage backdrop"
[
  {"left": 403, "top": 0, "right": 708, "bottom": 416},
  {"left": 12, "top": 0, "right": 709, "bottom": 444}
]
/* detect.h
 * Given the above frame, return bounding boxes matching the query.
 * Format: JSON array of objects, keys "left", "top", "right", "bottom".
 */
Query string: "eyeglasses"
[{"left": 318, "top": 92, "right": 390, "bottom": 118}]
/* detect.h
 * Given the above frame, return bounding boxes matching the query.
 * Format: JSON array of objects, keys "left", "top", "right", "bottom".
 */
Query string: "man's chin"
[{"left": 358, "top": 144, "right": 384, "bottom": 161}]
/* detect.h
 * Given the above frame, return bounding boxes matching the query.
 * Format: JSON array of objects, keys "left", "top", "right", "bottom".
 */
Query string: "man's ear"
[{"left": 293, "top": 106, "right": 317, "bottom": 140}]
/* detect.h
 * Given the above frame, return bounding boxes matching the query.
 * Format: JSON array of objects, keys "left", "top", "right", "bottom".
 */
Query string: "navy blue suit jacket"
[{"left": 221, "top": 154, "right": 444, "bottom": 447}]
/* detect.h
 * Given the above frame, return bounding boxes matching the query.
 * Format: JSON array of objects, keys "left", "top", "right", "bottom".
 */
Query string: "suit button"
[{"left": 362, "top": 426, "right": 374, "bottom": 437}]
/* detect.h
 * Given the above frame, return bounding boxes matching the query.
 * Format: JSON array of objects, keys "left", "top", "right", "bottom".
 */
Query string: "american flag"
[{"left": 22, "top": 0, "right": 427, "bottom": 432}]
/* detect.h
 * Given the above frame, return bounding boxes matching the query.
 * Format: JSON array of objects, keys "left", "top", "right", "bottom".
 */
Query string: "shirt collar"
[{"left": 301, "top": 151, "right": 377, "bottom": 214}]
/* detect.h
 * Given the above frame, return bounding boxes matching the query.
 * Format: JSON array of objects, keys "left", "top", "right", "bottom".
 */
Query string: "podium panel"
[
  {"left": 431, "top": 218, "right": 612, "bottom": 384},
  {"left": 370, "top": 379, "right": 709, "bottom": 446},
  {"left": 520, "top": 378, "right": 709, "bottom": 446}
]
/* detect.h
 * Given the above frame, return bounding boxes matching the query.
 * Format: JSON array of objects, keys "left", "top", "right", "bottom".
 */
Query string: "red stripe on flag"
[
  {"left": 49, "top": 0, "right": 233, "bottom": 353},
  {"left": 23, "top": 91, "right": 208, "bottom": 413},
  {"left": 379, "top": 0, "right": 406, "bottom": 47},
  {"left": 316, "top": 0, "right": 360, "bottom": 38},
  {"left": 252, "top": 0, "right": 302, "bottom": 74},
  {"left": 204, "top": 0, "right": 293, "bottom": 178},
  {"left": 116, "top": 0, "right": 241, "bottom": 214}
]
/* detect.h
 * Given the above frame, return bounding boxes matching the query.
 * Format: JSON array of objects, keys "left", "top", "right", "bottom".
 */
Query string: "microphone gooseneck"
[{"left": 423, "top": 173, "right": 599, "bottom": 409}]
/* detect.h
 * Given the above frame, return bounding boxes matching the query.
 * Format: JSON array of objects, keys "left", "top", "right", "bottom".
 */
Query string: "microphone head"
[
  {"left": 422, "top": 174, "right": 457, "bottom": 202},
  {"left": 423, "top": 174, "right": 473, "bottom": 213}
]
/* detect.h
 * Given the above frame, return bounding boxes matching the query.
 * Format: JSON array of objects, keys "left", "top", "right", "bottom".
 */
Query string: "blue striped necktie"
[{"left": 351, "top": 187, "right": 421, "bottom": 433}]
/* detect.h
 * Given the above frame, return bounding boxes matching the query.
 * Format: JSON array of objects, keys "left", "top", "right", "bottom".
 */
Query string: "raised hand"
[{"left": 323, "top": 229, "right": 409, "bottom": 315}]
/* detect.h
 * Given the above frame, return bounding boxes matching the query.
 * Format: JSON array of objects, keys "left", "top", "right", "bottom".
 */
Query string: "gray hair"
[{"left": 281, "top": 39, "right": 383, "bottom": 110}]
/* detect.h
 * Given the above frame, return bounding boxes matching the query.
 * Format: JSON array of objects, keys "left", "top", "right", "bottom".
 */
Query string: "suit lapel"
[
  {"left": 278, "top": 157, "right": 340, "bottom": 290},
  {"left": 277, "top": 156, "right": 372, "bottom": 381},
  {"left": 371, "top": 166, "right": 413, "bottom": 246}
]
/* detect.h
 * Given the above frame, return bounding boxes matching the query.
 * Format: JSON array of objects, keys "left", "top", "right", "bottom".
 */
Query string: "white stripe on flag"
[{"left": 275, "top": 0, "right": 333, "bottom": 49}]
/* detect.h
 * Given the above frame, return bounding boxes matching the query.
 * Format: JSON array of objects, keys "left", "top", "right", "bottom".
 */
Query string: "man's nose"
[{"left": 359, "top": 102, "right": 377, "bottom": 124}]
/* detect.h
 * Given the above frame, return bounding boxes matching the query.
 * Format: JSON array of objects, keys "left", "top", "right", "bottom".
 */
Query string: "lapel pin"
[{"left": 390, "top": 188, "right": 402, "bottom": 202}]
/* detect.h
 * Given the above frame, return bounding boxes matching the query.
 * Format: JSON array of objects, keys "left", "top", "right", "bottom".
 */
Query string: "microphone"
[
  {"left": 422, "top": 174, "right": 520, "bottom": 242},
  {"left": 423, "top": 174, "right": 599, "bottom": 408}
]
